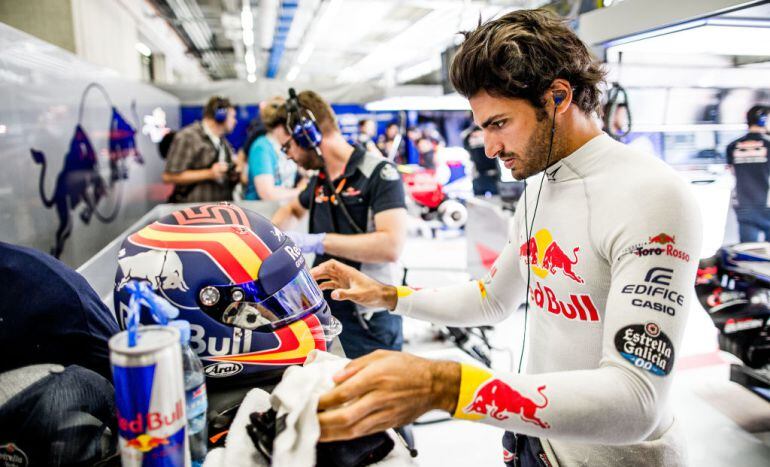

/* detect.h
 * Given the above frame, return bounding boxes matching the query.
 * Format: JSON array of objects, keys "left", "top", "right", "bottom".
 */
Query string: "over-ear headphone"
[
  {"left": 213, "top": 97, "right": 230, "bottom": 123},
  {"left": 286, "top": 88, "right": 323, "bottom": 151},
  {"left": 758, "top": 110, "right": 768, "bottom": 128}
]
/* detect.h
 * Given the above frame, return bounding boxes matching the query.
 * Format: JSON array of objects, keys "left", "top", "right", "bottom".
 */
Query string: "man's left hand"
[{"left": 317, "top": 350, "right": 460, "bottom": 442}]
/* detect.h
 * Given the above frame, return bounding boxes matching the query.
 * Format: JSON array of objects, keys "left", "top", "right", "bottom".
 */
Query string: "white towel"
[
  {"left": 204, "top": 351, "right": 417, "bottom": 467},
  {"left": 270, "top": 350, "right": 417, "bottom": 467}
]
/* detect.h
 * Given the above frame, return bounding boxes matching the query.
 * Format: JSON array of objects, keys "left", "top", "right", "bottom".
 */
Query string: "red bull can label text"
[{"left": 110, "top": 326, "right": 190, "bottom": 466}]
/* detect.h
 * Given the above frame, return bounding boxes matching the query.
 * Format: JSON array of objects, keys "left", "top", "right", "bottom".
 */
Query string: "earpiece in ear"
[{"left": 553, "top": 90, "right": 567, "bottom": 106}]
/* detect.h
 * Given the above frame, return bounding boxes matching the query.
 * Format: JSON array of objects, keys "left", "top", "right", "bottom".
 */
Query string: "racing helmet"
[{"left": 113, "top": 203, "right": 340, "bottom": 386}]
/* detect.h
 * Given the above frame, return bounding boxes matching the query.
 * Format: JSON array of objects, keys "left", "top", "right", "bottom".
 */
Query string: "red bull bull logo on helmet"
[{"left": 519, "top": 229, "right": 584, "bottom": 284}]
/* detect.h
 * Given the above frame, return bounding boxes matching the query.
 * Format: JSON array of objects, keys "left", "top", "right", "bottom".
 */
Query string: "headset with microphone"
[
  {"left": 518, "top": 88, "right": 565, "bottom": 373},
  {"left": 284, "top": 88, "right": 364, "bottom": 234},
  {"left": 285, "top": 89, "right": 324, "bottom": 153}
]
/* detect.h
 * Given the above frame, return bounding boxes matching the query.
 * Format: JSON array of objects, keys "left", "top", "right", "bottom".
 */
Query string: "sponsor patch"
[
  {"left": 615, "top": 322, "right": 675, "bottom": 376},
  {"left": 204, "top": 362, "right": 243, "bottom": 378},
  {"left": 645, "top": 267, "right": 673, "bottom": 285},
  {"left": 463, "top": 378, "right": 550, "bottom": 429},
  {"left": 519, "top": 229, "right": 584, "bottom": 284},
  {"left": 379, "top": 163, "right": 400, "bottom": 181},
  {"left": 622, "top": 267, "right": 682, "bottom": 316},
  {"left": 0, "top": 443, "right": 29, "bottom": 467},
  {"left": 529, "top": 281, "right": 600, "bottom": 322},
  {"left": 619, "top": 232, "right": 690, "bottom": 263}
]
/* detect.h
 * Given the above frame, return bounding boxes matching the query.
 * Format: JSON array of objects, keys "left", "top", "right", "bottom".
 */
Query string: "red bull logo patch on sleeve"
[
  {"left": 454, "top": 365, "right": 550, "bottom": 430},
  {"left": 519, "top": 229, "right": 584, "bottom": 284}
]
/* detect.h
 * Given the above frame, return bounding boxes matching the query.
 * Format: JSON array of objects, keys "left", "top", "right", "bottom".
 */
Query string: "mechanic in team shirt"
[{"left": 726, "top": 105, "right": 770, "bottom": 242}]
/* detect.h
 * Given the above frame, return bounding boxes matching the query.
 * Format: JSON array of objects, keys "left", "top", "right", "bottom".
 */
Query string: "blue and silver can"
[{"left": 109, "top": 325, "right": 190, "bottom": 466}]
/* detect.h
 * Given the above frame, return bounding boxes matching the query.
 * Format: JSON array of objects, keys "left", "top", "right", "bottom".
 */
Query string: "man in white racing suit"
[{"left": 311, "top": 9, "right": 701, "bottom": 466}]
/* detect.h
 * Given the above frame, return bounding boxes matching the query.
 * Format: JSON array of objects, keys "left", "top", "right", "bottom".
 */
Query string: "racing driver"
[{"left": 311, "top": 9, "right": 702, "bottom": 467}]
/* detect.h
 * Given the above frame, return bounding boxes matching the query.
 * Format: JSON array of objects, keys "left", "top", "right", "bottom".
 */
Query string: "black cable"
[
  {"left": 603, "top": 82, "right": 632, "bottom": 140},
  {"left": 518, "top": 102, "right": 559, "bottom": 374}
]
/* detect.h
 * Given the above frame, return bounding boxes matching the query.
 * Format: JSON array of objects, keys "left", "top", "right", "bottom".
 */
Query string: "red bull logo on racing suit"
[
  {"left": 520, "top": 229, "right": 600, "bottom": 322},
  {"left": 520, "top": 229, "right": 584, "bottom": 284},
  {"left": 464, "top": 379, "right": 550, "bottom": 429}
]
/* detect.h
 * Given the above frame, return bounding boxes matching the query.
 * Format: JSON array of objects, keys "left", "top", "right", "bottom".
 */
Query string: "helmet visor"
[{"left": 220, "top": 269, "right": 325, "bottom": 330}]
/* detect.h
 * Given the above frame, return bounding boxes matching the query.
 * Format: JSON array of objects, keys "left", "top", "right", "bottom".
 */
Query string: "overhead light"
[
  {"left": 247, "top": 73, "right": 257, "bottom": 83},
  {"left": 396, "top": 57, "right": 441, "bottom": 83},
  {"left": 241, "top": 2, "right": 254, "bottom": 46},
  {"left": 365, "top": 95, "right": 470, "bottom": 112},
  {"left": 607, "top": 22, "right": 770, "bottom": 58},
  {"left": 243, "top": 28, "right": 254, "bottom": 47},
  {"left": 290, "top": 0, "right": 344, "bottom": 77},
  {"left": 135, "top": 42, "right": 152, "bottom": 57},
  {"left": 287, "top": 65, "right": 300, "bottom": 82},
  {"left": 241, "top": 6, "right": 253, "bottom": 29},
  {"left": 245, "top": 52, "right": 256, "bottom": 73}
]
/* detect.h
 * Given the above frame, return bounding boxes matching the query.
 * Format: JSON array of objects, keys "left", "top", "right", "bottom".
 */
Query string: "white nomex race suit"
[{"left": 394, "top": 134, "right": 702, "bottom": 466}]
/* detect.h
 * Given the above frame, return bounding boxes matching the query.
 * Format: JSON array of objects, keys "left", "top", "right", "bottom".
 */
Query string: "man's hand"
[
  {"left": 209, "top": 162, "right": 229, "bottom": 181},
  {"left": 317, "top": 350, "right": 460, "bottom": 442},
  {"left": 311, "top": 260, "right": 397, "bottom": 310}
]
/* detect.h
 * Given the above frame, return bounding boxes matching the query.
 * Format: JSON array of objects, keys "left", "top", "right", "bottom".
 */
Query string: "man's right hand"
[
  {"left": 209, "top": 162, "right": 229, "bottom": 181},
  {"left": 311, "top": 260, "right": 398, "bottom": 310}
]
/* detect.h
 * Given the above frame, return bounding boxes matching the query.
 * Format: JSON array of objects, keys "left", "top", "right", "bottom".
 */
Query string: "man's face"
[
  {"left": 361, "top": 120, "right": 376, "bottom": 137},
  {"left": 224, "top": 108, "right": 237, "bottom": 134},
  {"left": 278, "top": 126, "right": 323, "bottom": 170},
  {"left": 469, "top": 90, "right": 554, "bottom": 181}
]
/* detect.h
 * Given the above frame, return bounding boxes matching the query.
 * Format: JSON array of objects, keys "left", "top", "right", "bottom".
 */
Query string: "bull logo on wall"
[{"left": 30, "top": 83, "right": 143, "bottom": 258}]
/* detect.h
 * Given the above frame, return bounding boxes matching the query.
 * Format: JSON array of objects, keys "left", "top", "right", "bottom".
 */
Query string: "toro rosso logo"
[
  {"left": 464, "top": 379, "right": 550, "bottom": 429},
  {"left": 620, "top": 232, "right": 690, "bottom": 263},
  {"left": 519, "top": 229, "right": 584, "bottom": 284}
]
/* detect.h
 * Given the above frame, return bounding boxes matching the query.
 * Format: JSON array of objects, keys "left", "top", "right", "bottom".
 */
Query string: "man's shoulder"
[
  {"left": 176, "top": 122, "right": 205, "bottom": 141},
  {"left": 357, "top": 151, "right": 396, "bottom": 179},
  {"left": 727, "top": 134, "right": 748, "bottom": 147},
  {"left": 588, "top": 142, "right": 694, "bottom": 209}
]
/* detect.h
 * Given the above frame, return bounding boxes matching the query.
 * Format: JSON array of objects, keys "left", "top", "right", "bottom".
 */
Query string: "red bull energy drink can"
[{"left": 110, "top": 326, "right": 190, "bottom": 466}]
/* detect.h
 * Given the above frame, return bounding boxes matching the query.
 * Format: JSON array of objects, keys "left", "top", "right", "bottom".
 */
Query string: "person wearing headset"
[
  {"left": 311, "top": 9, "right": 701, "bottom": 467},
  {"left": 270, "top": 90, "right": 408, "bottom": 360},
  {"left": 726, "top": 105, "right": 770, "bottom": 242},
  {"left": 163, "top": 96, "right": 240, "bottom": 202}
]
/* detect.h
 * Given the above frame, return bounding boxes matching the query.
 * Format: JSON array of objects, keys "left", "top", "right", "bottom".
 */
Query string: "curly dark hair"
[{"left": 450, "top": 9, "right": 605, "bottom": 116}]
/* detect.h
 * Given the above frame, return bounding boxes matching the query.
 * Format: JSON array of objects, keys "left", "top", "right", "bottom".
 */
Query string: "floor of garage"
[{"left": 399, "top": 233, "right": 770, "bottom": 467}]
